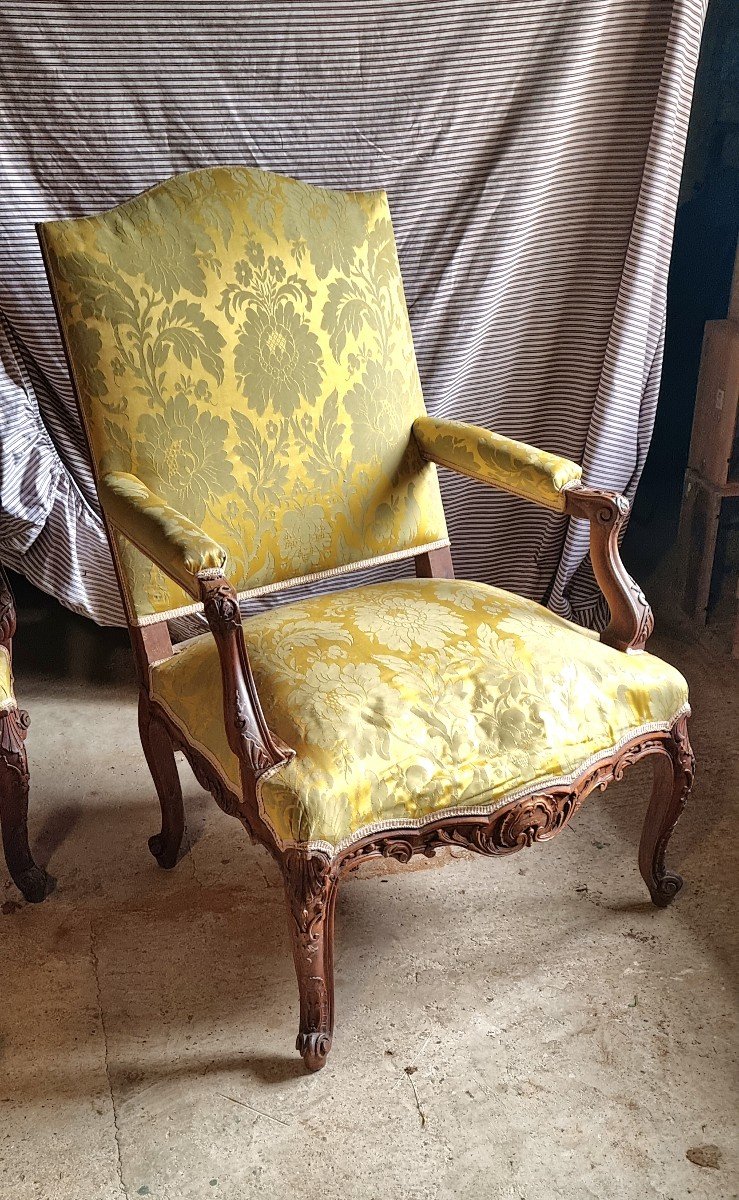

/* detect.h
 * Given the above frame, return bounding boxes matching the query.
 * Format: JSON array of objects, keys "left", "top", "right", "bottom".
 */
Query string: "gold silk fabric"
[
  {"left": 40, "top": 167, "right": 448, "bottom": 621},
  {"left": 149, "top": 578, "right": 689, "bottom": 854},
  {"left": 413, "top": 416, "right": 582, "bottom": 511},
  {"left": 99, "top": 472, "right": 227, "bottom": 599}
]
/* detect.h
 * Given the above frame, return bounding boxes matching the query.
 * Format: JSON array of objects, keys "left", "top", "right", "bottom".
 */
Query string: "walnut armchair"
[{"left": 39, "top": 166, "right": 693, "bottom": 1071}]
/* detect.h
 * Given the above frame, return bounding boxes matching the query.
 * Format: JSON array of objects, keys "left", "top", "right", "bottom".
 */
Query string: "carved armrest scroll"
[{"left": 563, "top": 486, "right": 654, "bottom": 653}]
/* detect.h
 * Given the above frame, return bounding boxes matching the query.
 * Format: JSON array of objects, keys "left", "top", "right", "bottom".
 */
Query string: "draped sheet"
[{"left": 0, "top": 1, "right": 705, "bottom": 631}]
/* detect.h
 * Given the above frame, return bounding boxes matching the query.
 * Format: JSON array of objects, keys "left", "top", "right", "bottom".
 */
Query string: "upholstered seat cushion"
[{"left": 149, "top": 578, "right": 689, "bottom": 854}]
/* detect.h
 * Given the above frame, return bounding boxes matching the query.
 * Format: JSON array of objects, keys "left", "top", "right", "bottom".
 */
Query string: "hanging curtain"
[{"left": 0, "top": 1, "right": 706, "bottom": 629}]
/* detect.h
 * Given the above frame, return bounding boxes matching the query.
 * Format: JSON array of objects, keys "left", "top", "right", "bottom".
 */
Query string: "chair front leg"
[
  {"left": 639, "top": 715, "right": 694, "bottom": 907},
  {"left": 282, "top": 850, "right": 338, "bottom": 1072},
  {"left": 0, "top": 706, "right": 51, "bottom": 902},
  {"left": 138, "top": 691, "right": 185, "bottom": 869}
]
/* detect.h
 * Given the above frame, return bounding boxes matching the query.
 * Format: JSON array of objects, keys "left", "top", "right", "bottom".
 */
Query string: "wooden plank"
[
  {"left": 683, "top": 468, "right": 739, "bottom": 498},
  {"left": 728, "top": 232, "right": 739, "bottom": 324},
  {"left": 677, "top": 474, "right": 722, "bottom": 624},
  {"left": 687, "top": 320, "right": 739, "bottom": 487}
]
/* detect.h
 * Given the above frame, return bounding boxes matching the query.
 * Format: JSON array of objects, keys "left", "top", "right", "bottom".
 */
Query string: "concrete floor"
[{"left": 1, "top": 627, "right": 737, "bottom": 1200}]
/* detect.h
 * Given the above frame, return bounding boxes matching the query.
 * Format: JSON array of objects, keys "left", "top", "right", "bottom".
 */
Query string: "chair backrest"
[{"left": 40, "top": 166, "right": 448, "bottom": 623}]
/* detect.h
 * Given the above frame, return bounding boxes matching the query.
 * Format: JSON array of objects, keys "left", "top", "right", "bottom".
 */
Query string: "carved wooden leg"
[
  {"left": 282, "top": 850, "right": 338, "bottom": 1072},
  {"left": 639, "top": 715, "right": 695, "bottom": 907},
  {"left": 0, "top": 707, "right": 51, "bottom": 903},
  {"left": 138, "top": 692, "right": 185, "bottom": 869}
]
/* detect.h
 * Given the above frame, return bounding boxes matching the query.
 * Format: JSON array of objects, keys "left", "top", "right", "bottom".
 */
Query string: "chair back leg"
[
  {"left": 138, "top": 690, "right": 186, "bottom": 869},
  {"left": 639, "top": 715, "right": 694, "bottom": 907}
]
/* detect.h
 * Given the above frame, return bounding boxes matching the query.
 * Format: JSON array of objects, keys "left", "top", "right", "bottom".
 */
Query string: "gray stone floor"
[{"left": 1, "top": 629, "right": 737, "bottom": 1200}]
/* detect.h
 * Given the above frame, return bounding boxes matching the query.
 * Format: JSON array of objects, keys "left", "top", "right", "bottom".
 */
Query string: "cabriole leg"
[
  {"left": 282, "top": 851, "right": 337, "bottom": 1072},
  {"left": 639, "top": 715, "right": 694, "bottom": 907},
  {"left": 0, "top": 706, "right": 51, "bottom": 902},
  {"left": 138, "top": 691, "right": 185, "bottom": 869}
]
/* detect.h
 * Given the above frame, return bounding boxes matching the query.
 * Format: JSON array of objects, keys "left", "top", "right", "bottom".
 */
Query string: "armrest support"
[
  {"left": 99, "top": 472, "right": 227, "bottom": 599},
  {"left": 412, "top": 417, "right": 652, "bottom": 652},
  {"left": 564, "top": 486, "right": 653, "bottom": 653},
  {"left": 413, "top": 416, "right": 582, "bottom": 512},
  {"left": 100, "top": 474, "right": 292, "bottom": 789},
  {"left": 198, "top": 576, "right": 294, "bottom": 789}
]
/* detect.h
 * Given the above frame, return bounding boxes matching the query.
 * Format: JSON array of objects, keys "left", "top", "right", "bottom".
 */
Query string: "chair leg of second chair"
[{"left": 0, "top": 704, "right": 52, "bottom": 903}]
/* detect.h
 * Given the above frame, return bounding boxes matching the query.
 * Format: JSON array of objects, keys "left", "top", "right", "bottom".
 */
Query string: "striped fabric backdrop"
[{"left": 0, "top": 1, "right": 705, "bottom": 633}]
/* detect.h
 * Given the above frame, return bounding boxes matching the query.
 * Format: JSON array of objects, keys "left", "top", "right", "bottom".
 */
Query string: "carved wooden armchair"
[{"left": 39, "top": 167, "right": 693, "bottom": 1070}]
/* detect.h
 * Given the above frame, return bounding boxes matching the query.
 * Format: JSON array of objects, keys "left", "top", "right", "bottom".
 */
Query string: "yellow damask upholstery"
[
  {"left": 100, "top": 472, "right": 227, "bottom": 599},
  {"left": 149, "top": 578, "right": 689, "bottom": 853},
  {"left": 39, "top": 167, "right": 448, "bottom": 622},
  {"left": 413, "top": 416, "right": 582, "bottom": 511},
  {"left": 0, "top": 646, "right": 16, "bottom": 714}
]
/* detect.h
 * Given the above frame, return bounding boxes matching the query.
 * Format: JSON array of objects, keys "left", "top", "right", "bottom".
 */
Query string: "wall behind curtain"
[{"left": 0, "top": 1, "right": 706, "bottom": 630}]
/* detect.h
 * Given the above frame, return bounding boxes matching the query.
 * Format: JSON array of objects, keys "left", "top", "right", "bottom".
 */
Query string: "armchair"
[{"left": 39, "top": 166, "right": 693, "bottom": 1071}]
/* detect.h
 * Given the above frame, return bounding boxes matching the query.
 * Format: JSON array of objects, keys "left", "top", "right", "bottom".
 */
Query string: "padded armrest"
[
  {"left": 413, "top": 416, "right": 582, "bottom": 512},
  {"left": 99, "top": 472, "right": 227, "bottom": 599}
]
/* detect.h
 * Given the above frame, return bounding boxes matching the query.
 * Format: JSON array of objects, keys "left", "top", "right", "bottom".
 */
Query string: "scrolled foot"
[
  {"left": 647, "top": 870, "right": 684, "bottom": 909},
  {"left": 148, "top": 832, "right": 180, "bottom": 870},
  {"left": 639, "top": 717, "right": 693, "bottom": 908},
  {"left": 140, "top": 694, "right": 185, "bottom": 870},
  {"left": 296, "top": 1031, "right": 332, "bottom": 1072},
  {"left": 283, "top": 850, "right": 338, "bottom": 1074},
  {"left": 15, "top": 863, "right": 55, "bottom": 904}
]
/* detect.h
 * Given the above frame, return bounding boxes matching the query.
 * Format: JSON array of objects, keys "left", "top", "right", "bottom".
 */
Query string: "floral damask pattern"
[
  {"left": 347, "top": 592, "right": 467, "bottom": 652},
  {"left": 345, "top": 361, "right": 407, "bottom": 460},
  {"left": 93, "top": 183, "right": 220, "bottom": 301},
  {"left": 66, "top": 322, "right": 108, "bottom": 398},
  {"left": 136, "top": 394, "right": 236, "bottom": 524},
  {"left": 413, "top": 416, "right": 583, "bottom": 511},
  {"left": 100, "top": 471, "right": 226, "bottom": 598},
  {"left": 149, "top": 578, "right": 690, "bottom": 851},
  {"left": 234, "top": 303, "right": 323, "bottom": 416},
  {"left": 281, "top": 182, "right": 368, "bottom": 278},
  {"left": 41, "top": 166, "right": 448, "bottom": 619},
  {"left": 222, "top": 241, "right": 324, "bottom": 416},
  {"left": 278, "top": 505, "right": 333, "bottom": 573}
]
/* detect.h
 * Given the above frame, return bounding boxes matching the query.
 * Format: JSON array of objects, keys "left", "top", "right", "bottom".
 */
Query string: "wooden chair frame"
[{"left": 123, "top": 487, "right": 691, "bottom": 1072}]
